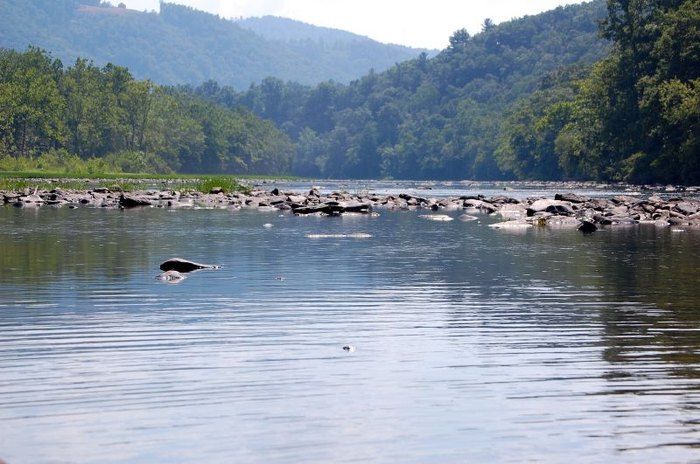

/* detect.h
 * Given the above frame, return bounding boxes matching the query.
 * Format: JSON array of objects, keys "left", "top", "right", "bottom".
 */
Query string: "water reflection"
[{"left": 0, "top": 205, "right": 699, "bottom": 463}]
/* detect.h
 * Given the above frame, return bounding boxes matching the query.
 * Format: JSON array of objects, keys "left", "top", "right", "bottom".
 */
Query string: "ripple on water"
[{"left": 0, "top": 206, "right": 699, "bottom": 463}]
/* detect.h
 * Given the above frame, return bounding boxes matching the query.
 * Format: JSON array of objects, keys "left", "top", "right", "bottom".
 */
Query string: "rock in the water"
[
  {"left": 489, "top": 221, "right": 532, "bottom": 229},
  {"left": 119, "top": 194, "right": 152, "bottom": 208},
  {"left": 463, "top": 199, "right": 497, "bottom": 213},
  {"left": 527, "top": 199, "right": 572, "bottom": 216},
  {"left": 306, "top": 233, "right": 372, "bottom": 239},
  {"left": 419, "top": 214, "right": 454, "bottom": 222},
  {"left": 554, "top": 193, "right": 590, "bottom": 203},
  {"left": 159, "top": 258, "right": 220, "bottom": 273},
  {"left": 578, "top": 221, "right": 598, "bottom": 234},
  {"left": 156, "top": 270, "right": 186, "bottom": 283},
  {"left": 458, "top": 214, "right": 478, "bottom": 222}
]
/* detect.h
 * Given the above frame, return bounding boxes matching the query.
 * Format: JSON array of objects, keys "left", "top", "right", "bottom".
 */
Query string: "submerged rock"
[
  {"left": 156, "top": 270, "right": 186, "bottom": 283},
  {"left": 489, "top": 221, "right": 532, "bottom": 229},
  {"left": 306, "top": 233, "right": 372, "bottom": 239},
  {"left": 159, "top": 258, "right": 220, "bottom": 273},
  {"left": 578, "top": 220, "right": 598, "bottom": 234},
  {"left": 554, "top": 193, "right": 590, "bottom": 203},
  {"left": 419, "top": 214, "right": 454, "bottom": 222}
]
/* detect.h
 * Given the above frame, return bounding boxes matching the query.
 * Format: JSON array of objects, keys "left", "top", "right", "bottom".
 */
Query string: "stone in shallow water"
[
  {"left": 306, "top": 233, "right": 372, "bottom": 239},
  {"left": 419, "top": 214, "right": 454, "bottom": 222},
  {"left": 156, "top": 270, "right": 186, "bottom": 283},
  {"left": 578, "top": 221, "right": 598, "bottom": 234},
  {"left": 488, "top": 221, "right": 532, "bottom": 229},
  {"left": 159, "top": 258, "right": 220, "bottom": 273}
]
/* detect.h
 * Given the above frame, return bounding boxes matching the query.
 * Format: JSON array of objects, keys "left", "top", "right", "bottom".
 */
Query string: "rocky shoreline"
[{"left": 2, "top": 186, "right": 699, "bottom": 230}]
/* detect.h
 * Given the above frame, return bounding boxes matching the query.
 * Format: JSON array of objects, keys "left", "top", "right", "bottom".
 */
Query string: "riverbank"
[{"left": 3, "top": 183, "right": 699, "bottom": 230}]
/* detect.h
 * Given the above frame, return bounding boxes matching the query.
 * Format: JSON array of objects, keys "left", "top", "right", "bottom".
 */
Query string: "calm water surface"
[{"left": 1, "top": 198, "right": 699, "bottom": 463}]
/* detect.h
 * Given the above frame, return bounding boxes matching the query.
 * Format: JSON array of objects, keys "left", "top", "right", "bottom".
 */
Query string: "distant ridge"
[
  {"left": 237, "top": 15, "right": 434, "bottom": 52},
  {"left": 0, "top": 0, "right": 428, "bottom": 88}
]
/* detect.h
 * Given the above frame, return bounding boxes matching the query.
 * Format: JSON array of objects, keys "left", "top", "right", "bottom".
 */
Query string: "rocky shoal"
[{"left": 2, "top": 186, "right": 700, "bottom": 230}]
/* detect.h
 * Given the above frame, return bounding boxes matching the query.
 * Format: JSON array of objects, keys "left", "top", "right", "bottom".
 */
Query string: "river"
[{"left": 1, "top": 184, "right": 699, "bottom": 463}]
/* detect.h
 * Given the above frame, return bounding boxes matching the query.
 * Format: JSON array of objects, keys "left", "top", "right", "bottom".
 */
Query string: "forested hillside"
[
  {"left": 498, "top": 0, "right": 700, "bottom": 184},
  {"left": 2, "top": 0, "right": 696, "bottom": 184},
  {"left": 0, "top": 0, "right": 426, "bottom": 88},
  {"left": 192, "top": 1, "right": 610, "bottom": 180},
  {"left": 0, "top": 48, "right": 292, "bottom": 174}
]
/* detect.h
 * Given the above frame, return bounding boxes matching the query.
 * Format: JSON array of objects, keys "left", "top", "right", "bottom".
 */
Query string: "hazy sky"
[{"left": 120, "top": 0, "right": 587, "bottom": 49}]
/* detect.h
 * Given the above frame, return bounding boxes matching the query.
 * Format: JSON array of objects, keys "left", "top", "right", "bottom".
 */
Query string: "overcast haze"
[{"left": 120, "top": 0, "right": 588, "bottom": 49}]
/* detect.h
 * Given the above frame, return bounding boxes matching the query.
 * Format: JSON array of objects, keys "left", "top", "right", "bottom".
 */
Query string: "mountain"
[
  {"left": 238, "top": 15, "right": 404, "bottom": 46},
  {"left": 193, "top": 0, "right": 611, "bottom": 180},
  {"left": 0, "top": 0, "right": 428, "bottom": 89}
]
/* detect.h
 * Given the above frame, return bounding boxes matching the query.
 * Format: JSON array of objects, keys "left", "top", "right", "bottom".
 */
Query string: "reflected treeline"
[
  {"left": 0, "top": 207, "right": 161, "bottom": 283},
  {"left": 2, "top": 207, "right": 699, "bottom": 376},
  {"left": 592, "top": 227, "right": 700, "bottom": 377}
]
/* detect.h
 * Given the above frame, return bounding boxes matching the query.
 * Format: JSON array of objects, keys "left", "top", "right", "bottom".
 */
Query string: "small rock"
[
  {"left": 156, "top": 270, "right": 186, "bottom": 283},
  {"left": 578, "top": 221, "right": 598, "bottom": 234},
  {"left": 419, "top": 214, "right": 454, "bottom": 222},
  {"left": 489, "top": 221, "right": 532, "bottom": 229}
]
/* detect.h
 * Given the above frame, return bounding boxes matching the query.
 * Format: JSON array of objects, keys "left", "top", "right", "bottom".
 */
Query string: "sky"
[{"left": 120, "top": 0, "right": 587, "bottom": 49}]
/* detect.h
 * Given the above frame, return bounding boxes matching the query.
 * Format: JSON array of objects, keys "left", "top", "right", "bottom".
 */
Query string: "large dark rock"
[
  {"left": 160, "top": 258, "right": 219, "bottom": 273},
  {"left": 292, "top": 201, "right": 371, "bottom": 216},
  {"left": 593, "top": 214, "right": 614, "bottom": 225},
  {"left": 555, "top": 193, "right": 590, "bottom": 203},
  {"left": 675, "top": 202, "right": 699, "bottom": 216},
  {"left": 119, "top": 194, "right": 152, "bottom": 208},
  {"left": 545, "top": 203, "right": 575, "bottom": 216},
  {"left": 527, "top": 199, "right": 571, "bottom": 216},
  {"left": 578, "top": 221, "right": 598, "bottom": 233}
]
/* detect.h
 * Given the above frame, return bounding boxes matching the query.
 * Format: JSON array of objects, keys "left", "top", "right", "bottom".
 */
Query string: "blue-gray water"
[{"left": 1, "top": 201, "right": 699, "bottom": 463}]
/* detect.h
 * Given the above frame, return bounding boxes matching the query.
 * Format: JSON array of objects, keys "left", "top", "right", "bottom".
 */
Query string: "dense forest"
[
  {"left": 1, "top": 0, "right": 697, "bottom": 184},
  {"left": 496, "top": 0, "right": 699, "bottom": 184},
  {"left": 0, "top": 0, "right": 427, "bottom": 88},
  {"left": 0, "top": 48, "right": 293, "bottom": 174},
  {"left": 190, "top": 1, "right": 610, "bottom": 180},
  {"left": 188, "top": 0, "right": 698, "bottom": 184}
]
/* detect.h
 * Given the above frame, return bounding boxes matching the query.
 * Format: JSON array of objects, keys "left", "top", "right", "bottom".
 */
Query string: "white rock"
[{"left": 419, "top": 214, "right": 454, "bottom": 222}]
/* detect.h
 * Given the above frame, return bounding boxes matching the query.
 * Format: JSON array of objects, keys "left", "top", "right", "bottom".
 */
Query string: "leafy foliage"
[
  {"left": 190, "top": 1, "right": 610, "bottom": 180},
  {"left": 0, "top": 48, "right": 293, "bottom": 174},
  {"left": 498, "top": 0, "right": 700, "bottom": 184}
]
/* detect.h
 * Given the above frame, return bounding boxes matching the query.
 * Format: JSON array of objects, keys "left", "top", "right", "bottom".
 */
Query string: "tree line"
[
  {"left": 190, "top": 0, "right": 697, "bottom": 185},
  {"left": 0, "top": 47, "right": 293, "bottom": 174},
  {"left": 2, "top": 0, "right": 696, "bottom": 184},
  {"left": 497, "top": 0, "right": 699, "bottom": 185}
]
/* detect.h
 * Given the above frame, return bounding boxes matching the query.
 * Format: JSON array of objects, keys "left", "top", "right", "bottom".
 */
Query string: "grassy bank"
[{"left": 0, "top": 171, "right": 304, "bottom": 194}]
